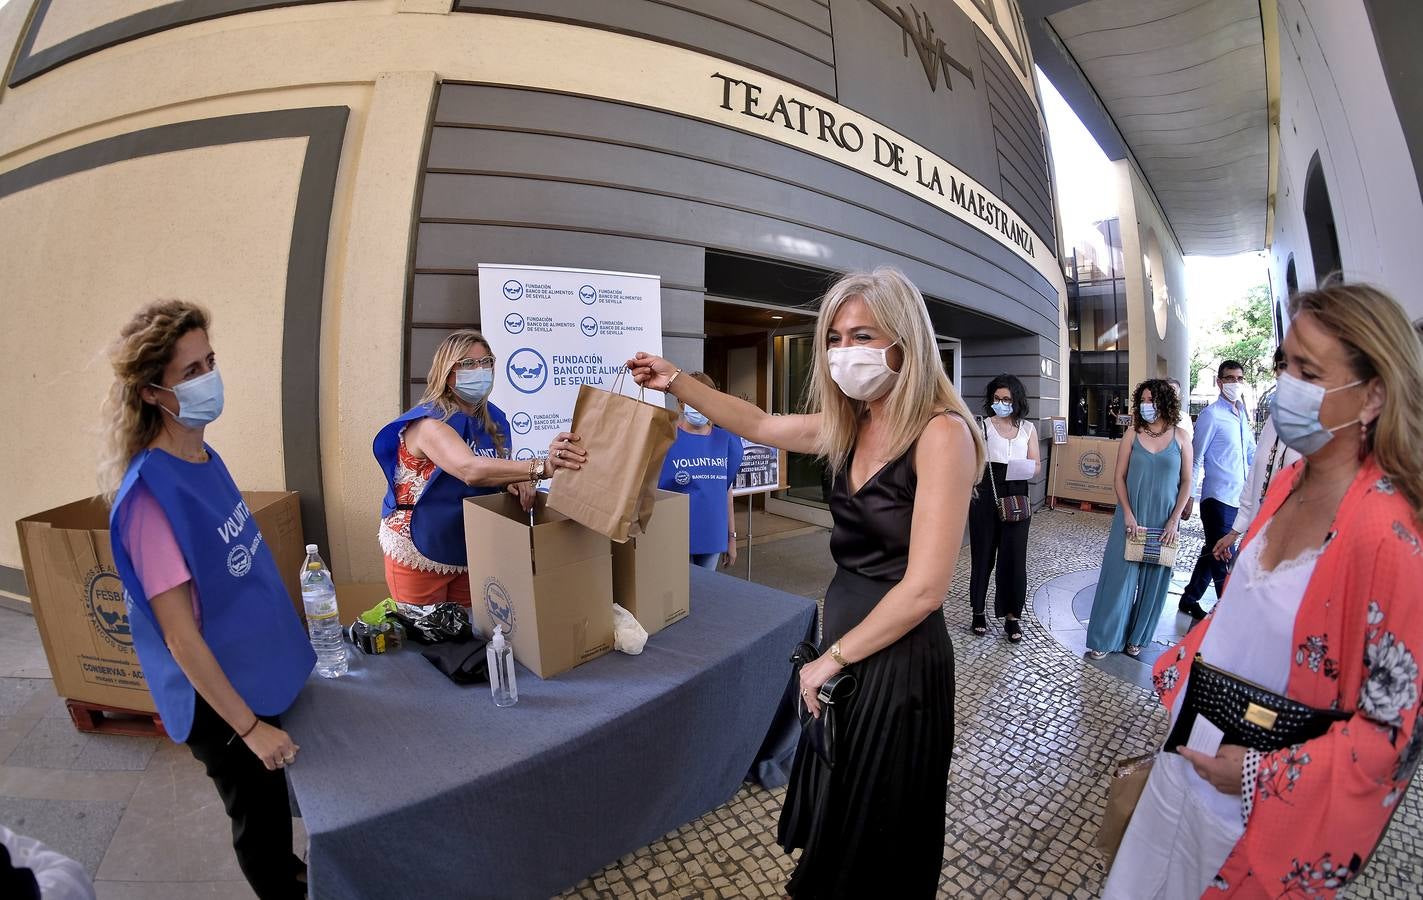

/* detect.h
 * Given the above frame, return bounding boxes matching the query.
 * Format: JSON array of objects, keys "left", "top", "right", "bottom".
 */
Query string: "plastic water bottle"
[
  {"left": 300, "top": 544, "right": 347, "bottom": 678},
  {"left": 487, "top": 626, "right": 517, "bottom": 707}
]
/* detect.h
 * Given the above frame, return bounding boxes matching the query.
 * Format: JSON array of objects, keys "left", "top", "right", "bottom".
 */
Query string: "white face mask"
[
  {"left": 828, "top": 342, "right": 900, "bottom": 401},
  {"left": 1221, "top": 382, "right": 1242, "bottom": 403}
]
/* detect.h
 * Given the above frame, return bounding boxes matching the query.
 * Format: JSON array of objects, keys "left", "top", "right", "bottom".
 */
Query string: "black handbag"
[
  {"left": 1165, "top": 654, "right": 1350, "bottom": 754},
  {"left": 790, "top": 642, "right": 858, "bottom": 768}
]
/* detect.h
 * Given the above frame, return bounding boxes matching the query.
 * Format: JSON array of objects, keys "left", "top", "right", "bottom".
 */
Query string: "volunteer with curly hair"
[{"left": 100, "top": 300, "right": 314, "bottom": 899}]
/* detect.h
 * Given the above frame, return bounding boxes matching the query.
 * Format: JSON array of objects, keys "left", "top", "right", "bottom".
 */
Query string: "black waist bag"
[
  {"left": 1166, "top": 654, "right": 1350, "bottom": 753},
  {"left": 790, "top": 641, "right": 859, "bottom": 768}
]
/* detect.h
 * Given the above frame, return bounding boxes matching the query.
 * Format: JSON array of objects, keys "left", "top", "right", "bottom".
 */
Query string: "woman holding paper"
[
  {"left": 657, "top": 371, "right": 744, "bottom": 570},
  {"left": 629, "top": 267, "right": 983, "bottom": 898},
  {"left": 1084, "top": 379, "right": 1192, "bottom": 660},
  {"left": 1103, "top": 283, "right": 1423, "bottom": 899},
  {"left": 967, "top": 374, "right": 1039, "bottom": 642},
  {"left": 374, "top": 330, "right": 584, "bottom": 607}
]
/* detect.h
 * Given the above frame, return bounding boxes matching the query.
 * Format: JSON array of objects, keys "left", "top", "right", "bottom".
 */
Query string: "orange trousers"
[{"left": 382, "top": 555, "right": 472, "bottom": 608}]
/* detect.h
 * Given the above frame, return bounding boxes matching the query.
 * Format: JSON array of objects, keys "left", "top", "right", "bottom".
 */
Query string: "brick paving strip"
[{"left": 560, "top": 508, "right": 1422, "bottom": 899}]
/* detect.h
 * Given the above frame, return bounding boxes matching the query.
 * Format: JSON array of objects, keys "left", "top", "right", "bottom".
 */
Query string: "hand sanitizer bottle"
[{"left": 487, "top": 626, "right": 517, "bottom": 707}]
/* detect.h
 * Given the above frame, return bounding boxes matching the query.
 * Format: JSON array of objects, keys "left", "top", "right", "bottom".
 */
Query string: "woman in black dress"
[{"left": 629, "top": 267, "right": 983, "bottom": 897}]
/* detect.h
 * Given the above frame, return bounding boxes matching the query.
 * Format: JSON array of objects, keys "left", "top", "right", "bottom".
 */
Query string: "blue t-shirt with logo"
[{"left": 658, "top": 427, "right": 744, "bottom": 555}]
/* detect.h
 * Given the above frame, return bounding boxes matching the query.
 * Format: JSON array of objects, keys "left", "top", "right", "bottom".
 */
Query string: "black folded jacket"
[{"left": 421, "top": 636, "right": 490, "bottom": 684}]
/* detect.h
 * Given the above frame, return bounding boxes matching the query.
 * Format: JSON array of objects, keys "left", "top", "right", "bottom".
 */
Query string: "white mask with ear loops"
[{"left": 827, "top": 342, "right": 900, "bottom": 401}]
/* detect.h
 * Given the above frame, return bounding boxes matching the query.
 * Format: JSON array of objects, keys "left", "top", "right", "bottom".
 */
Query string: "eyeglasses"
[
  {"left": 1219, "top": 374, "right": 1246, "bottom": 384},
  {"left": 453, "top": 356, "right": 496, "bottom": 370}
]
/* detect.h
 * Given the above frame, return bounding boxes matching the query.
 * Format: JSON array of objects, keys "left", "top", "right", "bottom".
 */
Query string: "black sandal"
[
  {"left": 1004, "top": 617, "right": 1022, "bottom": 643},
  {"left": 971, "top": 614, "right": 988, "bottom": 636}
]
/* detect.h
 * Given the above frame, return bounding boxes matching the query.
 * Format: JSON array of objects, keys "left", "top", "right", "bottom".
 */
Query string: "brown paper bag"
[
  {"left": 548, "top": 383, "right": 677, "bottom": 542},
  {"left": 1094, "top": 752, "right": 1154, "bottom": 870}
]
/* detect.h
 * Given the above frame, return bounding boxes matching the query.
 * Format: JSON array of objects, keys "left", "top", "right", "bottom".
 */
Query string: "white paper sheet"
[
  {"left": 1186, "top": 714, "right": 1225, "bottom": 758},
  {"left": 1005, "top": 458, "right": 1037, "bottom": 481}
]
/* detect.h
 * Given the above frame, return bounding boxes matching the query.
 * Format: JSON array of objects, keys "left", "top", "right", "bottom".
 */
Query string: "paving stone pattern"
[{"left": 559, "top": 508, "right": 1421, "bottom": 899}]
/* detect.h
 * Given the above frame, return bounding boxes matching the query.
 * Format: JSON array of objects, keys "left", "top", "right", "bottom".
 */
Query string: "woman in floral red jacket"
[{"left": 1103, "top": 282, "right": 1423, "bottom": 900}]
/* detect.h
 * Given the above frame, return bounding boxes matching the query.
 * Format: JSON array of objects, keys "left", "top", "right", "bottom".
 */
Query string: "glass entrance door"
[{"left": 779, "top": 333, "right": 831, "bottom": 507}]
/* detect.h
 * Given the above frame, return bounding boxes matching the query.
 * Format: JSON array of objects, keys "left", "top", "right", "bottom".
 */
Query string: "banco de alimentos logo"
[
  {"left": 579, "top": 284, "right": 597, "bottom": 305},
  {"left": 506, "top": 348, "right": 547, "bottom": 394},
  {"left": 484, "top": 577, "right": 515, "bottom": 636},
  {"left": 1079, "top": 451, "right": 1105, "bottom": 478},
  {"left": 502, "top": 279, "right": 524, "bottom": 300},
  {"left": 503, "top": 312, "right": 525, "bottom": 334},
  {"left": 510, "top": 411, "right": 533, "bottom": 434},
  {"left": 84, "top": 567, "right": 131, "bottom": 650}
]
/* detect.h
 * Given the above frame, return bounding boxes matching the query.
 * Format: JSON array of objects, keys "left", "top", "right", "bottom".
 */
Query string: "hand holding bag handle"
[{"left": 789, "top": 642, "right": 858, "bottom": 767}]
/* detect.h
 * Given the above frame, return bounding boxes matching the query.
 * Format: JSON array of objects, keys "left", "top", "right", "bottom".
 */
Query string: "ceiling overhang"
[{"left": 1023, "top": 0, "right": 1269, "bottom": 256}]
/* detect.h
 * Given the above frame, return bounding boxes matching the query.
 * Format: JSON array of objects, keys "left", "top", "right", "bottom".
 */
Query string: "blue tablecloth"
[{"left": 284, "top": 567, "right": 816, "bottom": 900}]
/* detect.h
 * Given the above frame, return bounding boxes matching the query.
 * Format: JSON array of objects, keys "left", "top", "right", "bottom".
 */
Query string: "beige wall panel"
[
  {"left": 0, "top": 0, "right": 38, "bottom": 95},
  {"left": 27, "top": 0, "right": 171, "bottom": 54},
  {"left": 320, "top": 70, "right": 435, "bottom": 582},
  {"left": 0, "top": 12, "right": 1064, "bottom": 293},
  {"left": 0, "top": 139, "right": 306, "bottom": 571}
]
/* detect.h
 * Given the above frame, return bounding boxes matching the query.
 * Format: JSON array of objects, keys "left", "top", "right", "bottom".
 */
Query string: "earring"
[{"left": 1358, "top": 421, "right": 1370, "bottom": 461}]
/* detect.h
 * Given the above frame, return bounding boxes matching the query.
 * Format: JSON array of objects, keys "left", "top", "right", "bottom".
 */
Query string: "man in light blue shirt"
[{"left": 1179, "top": 360, "right": 1256, "bottom": 619}]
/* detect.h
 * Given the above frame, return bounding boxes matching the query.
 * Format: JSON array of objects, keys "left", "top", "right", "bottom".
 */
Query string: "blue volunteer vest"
[
  {"left": 109, "top": 447, "right": 315, "bottom": 743},
  {"left": 373, "top": 402, "right": 511, "bottom": 567}
]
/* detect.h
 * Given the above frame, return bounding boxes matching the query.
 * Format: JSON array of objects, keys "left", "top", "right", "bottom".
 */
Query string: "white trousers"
[{"left": 1102, "top": 752, "right": 1244, "bottom": 900}]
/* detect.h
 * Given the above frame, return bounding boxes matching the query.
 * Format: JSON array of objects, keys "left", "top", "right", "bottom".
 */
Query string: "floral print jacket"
[{"left": 1152, "top": 457, "right": 1423, "bottom": 899}]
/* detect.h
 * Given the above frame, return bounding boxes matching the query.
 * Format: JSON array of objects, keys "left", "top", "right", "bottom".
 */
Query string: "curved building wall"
[
  {"left": 1267, "top": 0, "right": 1423, "bottom": 322},
  {"left": 0, "top": 1, "right": 1064, "bottom": 590}
]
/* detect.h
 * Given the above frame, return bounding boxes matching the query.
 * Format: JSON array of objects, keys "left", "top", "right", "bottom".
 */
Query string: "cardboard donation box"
[
  {"left": 1050, "top": 436, "right": 1121, "bottom": 507},
  {"left": 15, "top": 491, "right": 305, "bottom": 713},
  {"left": 611, "top": 490, "right": 690, "bottom": 636},
  {"left": 465, "top": 493, "right": 614, "bottom": 678}
]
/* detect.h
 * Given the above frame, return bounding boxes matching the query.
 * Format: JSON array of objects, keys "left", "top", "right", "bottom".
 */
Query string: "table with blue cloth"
[{"left": 283, "top": 567, "right": 817, "bottom": 900}]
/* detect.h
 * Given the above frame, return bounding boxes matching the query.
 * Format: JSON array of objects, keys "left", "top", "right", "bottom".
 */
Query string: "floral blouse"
[{"left": 1152, "top": 457, "right": 1423, "bottom": 898}]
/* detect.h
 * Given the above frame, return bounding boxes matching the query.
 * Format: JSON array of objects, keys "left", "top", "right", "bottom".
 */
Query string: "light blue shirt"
[{"left": 1191, "top": 397, "right": 1256, "bottom": 506}]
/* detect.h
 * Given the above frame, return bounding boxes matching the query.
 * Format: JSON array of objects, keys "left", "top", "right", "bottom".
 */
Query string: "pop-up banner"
[{"left": 478, "top": 263, "right": 663, "bottom": 462}]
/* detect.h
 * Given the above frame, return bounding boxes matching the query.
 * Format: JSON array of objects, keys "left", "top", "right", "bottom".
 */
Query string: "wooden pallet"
[
  {"left": 66, "top": 699, "right": 167, "bottom": 738},
  {"left": 1048, "top": 496, "right": 1117, "bottom": 515}
]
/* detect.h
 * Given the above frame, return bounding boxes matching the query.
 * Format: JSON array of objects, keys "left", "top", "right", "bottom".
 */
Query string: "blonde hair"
[
  {"left": 1290, "top": 282, "right": 1423, "bottom": 521},
  {"left": 806, "top": 268, "right": 984, "bottom": 475},
  {"left": 418, "top": 330, "right": 507, "bottom": 457},
  {"left": 98, "top": 300, "right": 211, "bottom": 502}
]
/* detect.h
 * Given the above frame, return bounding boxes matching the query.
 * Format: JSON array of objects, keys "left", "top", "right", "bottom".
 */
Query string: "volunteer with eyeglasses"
[
  {"left": 374, "top": 330, "right": 585, "bottom": 607},
  {"left": 99, "top": 300, "right": 315, "bottom": 899},
  {"left": 657, "top": 371, "right": 744, "bottom": 570}
]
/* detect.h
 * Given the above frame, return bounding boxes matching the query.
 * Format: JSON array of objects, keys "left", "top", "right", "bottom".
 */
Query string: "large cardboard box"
[
  {"left": 464, "top": 493, "right": 613, "bottom": 678},
  {"left": 611, "top": 490, "right": 690, "bottom": 636},
  {"left": 1050, "top": 436, "right": 1121, "bottom": 506},
  {"left": 15, "top": 492, "right": 304, "bottom": 713}
]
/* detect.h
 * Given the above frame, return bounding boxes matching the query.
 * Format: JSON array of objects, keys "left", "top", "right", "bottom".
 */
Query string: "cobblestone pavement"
[{"left": 560, "top": 507, "right": 1422, "bottom": 899}]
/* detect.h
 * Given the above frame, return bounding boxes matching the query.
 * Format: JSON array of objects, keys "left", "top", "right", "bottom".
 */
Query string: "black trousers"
[
  {"left": 185, "top": 696, "right": 305, "bottom": 900},
  {"left": 1180, "top": 497, "right": 1238, "bottom": 607},
  {"left": 968, "top": 465, "right": 1031, "bottom": 618}
]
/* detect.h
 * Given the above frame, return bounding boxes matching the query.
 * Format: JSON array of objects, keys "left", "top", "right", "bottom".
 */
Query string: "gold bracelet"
[
  {"left": 828, "top": 641, "right": 849, "bottom": 667},
  {"left": 666, "top": 368, "right": 682, "bottom": 390}
]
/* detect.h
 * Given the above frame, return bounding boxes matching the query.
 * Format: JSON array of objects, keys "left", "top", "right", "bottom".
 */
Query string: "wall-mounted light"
[{"left": 771, "top": 315, "right": 784, "bottom": 320}]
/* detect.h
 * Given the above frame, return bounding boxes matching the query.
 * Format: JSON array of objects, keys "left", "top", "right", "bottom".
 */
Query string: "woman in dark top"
[{"left": 629, "top": 267, "right": 983, "bottom": 897}]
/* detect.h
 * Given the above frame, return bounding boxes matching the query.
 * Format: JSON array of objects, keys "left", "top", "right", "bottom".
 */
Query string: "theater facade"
[{"left": 0, "top": 0, "right": 1066, "bottom": 592}]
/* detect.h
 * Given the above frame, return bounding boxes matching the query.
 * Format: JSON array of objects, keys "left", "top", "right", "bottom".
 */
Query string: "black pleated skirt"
[{"left": 777, "top": 566, "right": 956, "bottom": 898}]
